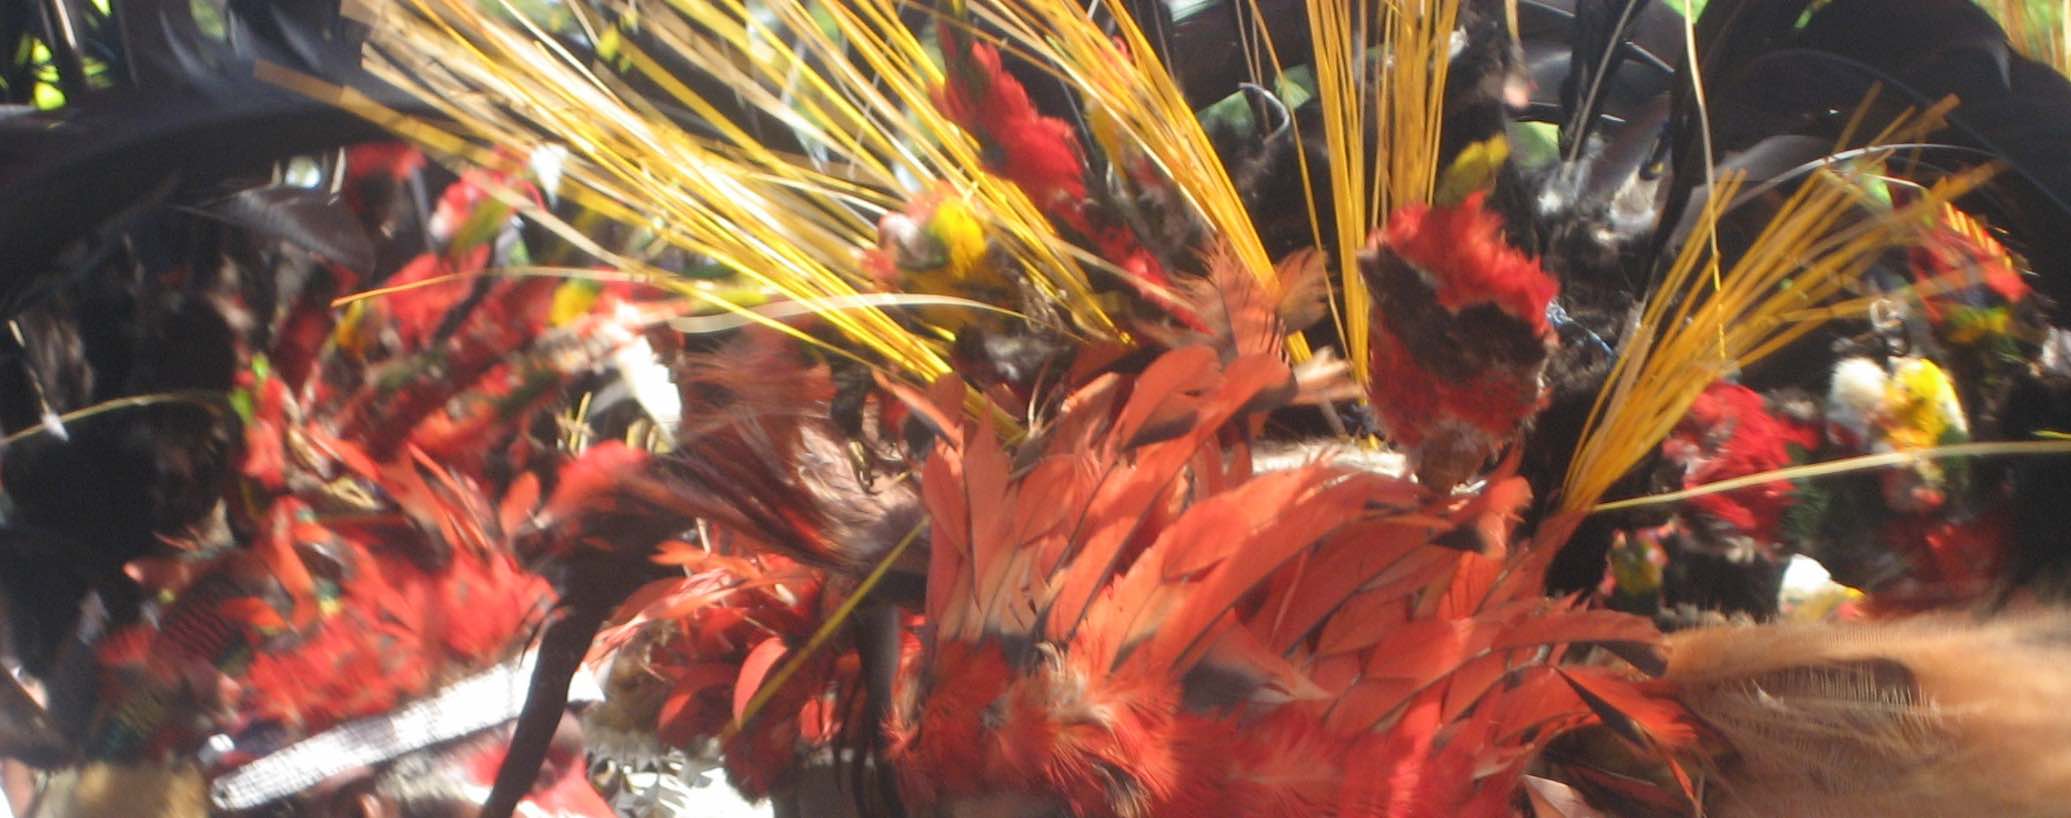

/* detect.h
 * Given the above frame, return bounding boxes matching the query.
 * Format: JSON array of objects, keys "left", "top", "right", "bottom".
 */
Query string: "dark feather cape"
[
  {"left": 1658, "top": 0, "right": 2071, "bottom": 301},
  {"left": 0, "top": 0, "right": 406, "bottom": 736}
]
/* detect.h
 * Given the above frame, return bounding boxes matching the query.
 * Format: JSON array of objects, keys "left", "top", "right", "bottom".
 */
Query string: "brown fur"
[
  {"left": 1667, "top": 612, "right": 2071, "bottom": 818},
  {"left": 29, "top": 765, "right": 207, "bottom": 818}
]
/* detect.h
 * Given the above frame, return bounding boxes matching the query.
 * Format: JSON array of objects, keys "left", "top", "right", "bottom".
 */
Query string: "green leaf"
[{"left": 1665, "top": 0, "right": 1708, "bottom": 17}]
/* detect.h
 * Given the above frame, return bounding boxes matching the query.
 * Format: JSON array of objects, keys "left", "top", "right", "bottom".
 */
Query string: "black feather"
[
  {"left": 224, "top": 0, "right": 369, "bottom": 77},
  {"left": 1995, "top": 370, "right": 2071, "bottom": 601},
  {"left": 1559, "top": 0, "right": 1657, "bottom": 159},
  {"left": 0, "top": 659, "right": 67, "bottom": 766},
  {"left": 0, "top": 82, "right": 430, "bottom": 312},
  {"left": 1159, "top": 0, "right": 1315, "bottom": 109},
  {"left": 191, "top": 186, "right": 377, "bottom": 273},
  {"left": 1653, "top": 0, "right": 1817, "bottom": 269}
]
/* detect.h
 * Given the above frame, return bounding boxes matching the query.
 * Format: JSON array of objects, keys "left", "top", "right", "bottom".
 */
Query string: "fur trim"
[{"left": 31, "top": 765, "right": 207, "bottom": 818}]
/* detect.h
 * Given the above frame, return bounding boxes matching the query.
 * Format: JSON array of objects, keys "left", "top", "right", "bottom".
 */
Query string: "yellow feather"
[
  {"left": 1883, "top": 358, "right": 1966, "bottom": 450},
  {"left": 1435, "top": 135, "right": 1511, "bottom": 207},
  {"left": 549, "top": 280, "right": 603, "bottom": 327},
  {"left": 927, "top": 198, "right": 991, "bottom": 283}
]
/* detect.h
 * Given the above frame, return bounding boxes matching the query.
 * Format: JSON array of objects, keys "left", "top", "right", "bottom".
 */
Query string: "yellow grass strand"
[
  {"left": 1301, "top": 0, "right": 1457, "bottom": 384},
  {"left": 0, "top": 391, "right": 228, "bottom": 448},
  {"left": 322, "top": 0, "right": 1147, "bottom": 398},
  {"left": 1983, "top": 0, "right": 2071, "bottom": 75},
  {"left": 1592, "top": 440, "right": 2071, "bottom": 514},
  {"left": 1308, "top": 0, "right": 1370, "bottom": 379},
  {"left": 956, "top": 0, "right": 1317, "bottom": 358},
  {"left": 1559, "top": 158, "right": 1998, "bottom": 514},
  {"left": 724, "top": 518, "right": 925, "bottom": 740}
]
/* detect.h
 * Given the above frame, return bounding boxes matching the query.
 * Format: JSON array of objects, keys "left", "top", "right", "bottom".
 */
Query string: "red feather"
[
  {"left": 1380, "top": 193, "right": 1557, "bottom": 333},
  {"left": 733, "top": 638, "right": 791, "bottom": 723}
]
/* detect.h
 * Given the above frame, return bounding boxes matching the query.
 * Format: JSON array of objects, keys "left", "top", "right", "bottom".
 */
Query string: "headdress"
[{"left": 13, "top": 1, "right": 2071, "bottom": 818}]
